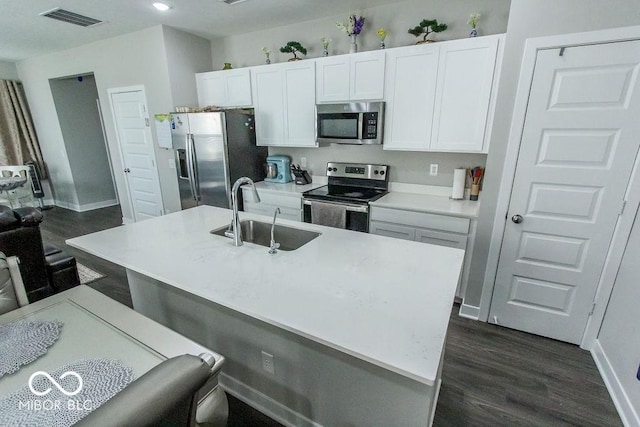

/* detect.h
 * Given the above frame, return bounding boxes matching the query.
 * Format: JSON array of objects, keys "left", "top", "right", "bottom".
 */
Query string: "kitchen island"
[{"left": 67, "top": 205, "right": 464, "bottom": 426}]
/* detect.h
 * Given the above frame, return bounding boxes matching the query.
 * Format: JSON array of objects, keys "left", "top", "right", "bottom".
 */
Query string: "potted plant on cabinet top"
[
  {"left": 280, "top": 41, "right": 307, "bottom": 61},
  {"left": 408, "top": 19, "right": 447, "bottom": 44}
]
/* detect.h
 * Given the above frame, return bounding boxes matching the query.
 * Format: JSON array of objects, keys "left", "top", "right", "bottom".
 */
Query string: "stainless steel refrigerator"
[{"left": 171, "top": 110, "right": 267, "bottom": 210}]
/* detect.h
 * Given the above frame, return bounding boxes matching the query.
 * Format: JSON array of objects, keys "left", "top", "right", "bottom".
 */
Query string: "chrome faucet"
[
  {"left": 268, "top": 208, "right": 281, "bottom": 254},
  {"left": 226, "top": 177, "right": 260, "bottom": 247}
]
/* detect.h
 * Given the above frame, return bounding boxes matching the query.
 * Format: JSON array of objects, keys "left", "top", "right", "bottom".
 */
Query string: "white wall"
[
  {"left": 162, "top": 26, "right": 212, "bottom": 108},
  {"left": 464, "top": 0, "right": 640, "bottom": 309},
  {"left": 276, "top": 145, "right": 486, "bottom": 186},
  {"left": 16, "top": 25, "right": 211, "bottom": 221},
  {"left": 0, "top": 60, "right": 18, "bottom": 80},
  {"left": 212, "top": 0, "right": 510, "bottom": 68},
  {"left": 596, "top": 208, "right": 640, "bottom": 426}
]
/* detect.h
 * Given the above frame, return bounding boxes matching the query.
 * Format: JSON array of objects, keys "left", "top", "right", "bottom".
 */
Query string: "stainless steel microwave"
[{"left": 315, "top": 102, "right": 385, "bottom": 145}]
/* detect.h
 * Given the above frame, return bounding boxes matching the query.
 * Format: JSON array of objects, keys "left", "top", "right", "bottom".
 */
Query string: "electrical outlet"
[
  {"left": 300, "top": 157, "right": 307, "bottom": 168},
  {"left": 430, "top": 164, "right": 438, "bottom": 176},
  {"left": 262, "top": 351, "right": 275, "bottom": 375}
]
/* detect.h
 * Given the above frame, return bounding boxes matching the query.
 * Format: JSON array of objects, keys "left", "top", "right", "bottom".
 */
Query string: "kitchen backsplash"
[{"left": 270, "top": 145, "right": 487, "bottom": 187}]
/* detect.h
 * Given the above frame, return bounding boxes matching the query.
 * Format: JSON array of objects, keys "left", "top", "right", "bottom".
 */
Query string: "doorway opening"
[{"left": 49, "top": 73, "right": 119, "bottom": 212}]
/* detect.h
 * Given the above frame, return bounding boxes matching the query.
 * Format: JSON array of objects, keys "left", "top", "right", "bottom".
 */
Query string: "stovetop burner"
[
  {"left": 303, "top": 184, "right": 388, "bottom": 203},
  {"left": 303, "top": 162, "right": 389, "bottom": 204}
]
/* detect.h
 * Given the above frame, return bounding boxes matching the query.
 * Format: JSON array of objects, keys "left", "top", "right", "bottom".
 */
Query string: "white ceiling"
[{"left": 0, "top": 0, "right": 407, "bottom": 62}]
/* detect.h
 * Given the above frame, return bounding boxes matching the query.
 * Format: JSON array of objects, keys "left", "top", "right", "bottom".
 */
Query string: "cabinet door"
[
  {"left": 350, "top": 51, "right": 386, "bottom": 101},
  {"left": 225, "top": 69, "right": 252, "bottom": 107},
  {"left": 383, "top": 44, "right": 440, "bottom": 151},
  {"left": 196, "top": 72, "right": 226, "bottom": 108},
  {"left": 316, "top": 56, "right": 350, "bottom": 103},
  {"left": 369, "top": 221, "right": 416, "bottom": 241},
  {"left": 431, "top": 36, "right": 499, "bottom": 152},
  {"left": 284, "top": 62, "right": 317, "bottom": 147},
  {"left": 252, "top": 65, "right": 286, "bottom": 146}
]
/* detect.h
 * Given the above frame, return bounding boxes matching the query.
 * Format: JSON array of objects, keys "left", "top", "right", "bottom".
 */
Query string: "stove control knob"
[
  {"left": 332, "top": 167, "right": 338, "bottom": 172},
  {"left": 327, "top": 167, "right": 332, "bottom": 172},
  {"left": 374, "top": 170, "right": 379, "bottom": 175},
  {"left": 380, "top": 170, "right": 385, "bottom": 175}
]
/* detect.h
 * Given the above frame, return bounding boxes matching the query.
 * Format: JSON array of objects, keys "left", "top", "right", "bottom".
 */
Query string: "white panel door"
[
  {"left": 350, "top": 50, "right": 385, "bottom": 101},
  {"left": 316, "top": 56, "right": 350, "bottom": 102},
  {"left": 284, "top": 62, "right": 316, "bottom": 147},
  {"left": 430, "top": 36, "right": 499, "bottom": 152},
  {"left": 490, "top": 40, "right": 640, "bottom": 344},
  {"left": 224, "top": 69, "right": 252, "bottom": 107},
  {"left": 195, "top": 72, "right": 225, "bottom": 108},
  {"left": 109, "top": 88, "right": 164, "bottom": 221},
  {"left": 383, "top": 44, "right": 439, "bottom": 151},
  {"left": 252, "top": 65, "right": 285, "bottom": 146}
]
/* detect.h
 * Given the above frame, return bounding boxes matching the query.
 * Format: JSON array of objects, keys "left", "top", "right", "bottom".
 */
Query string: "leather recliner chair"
[{"left": 0, "top": 205, "right": 80, "bottom": 302}]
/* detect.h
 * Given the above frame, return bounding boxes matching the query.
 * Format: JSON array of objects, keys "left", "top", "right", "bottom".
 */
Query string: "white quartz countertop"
[
  {"left": 371, "top": 191, "right": 480, "bottom": 218},
  {"left": 67, "top": 206, "right": 463, "bottom": 385},
  {"left": 248, "top": 179, "right": 327, "bottom": 196}
]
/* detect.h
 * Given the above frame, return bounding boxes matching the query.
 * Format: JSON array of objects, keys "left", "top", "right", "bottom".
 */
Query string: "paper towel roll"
[{"left": 451, "top": 168, "right": 466, "bottom": 200}]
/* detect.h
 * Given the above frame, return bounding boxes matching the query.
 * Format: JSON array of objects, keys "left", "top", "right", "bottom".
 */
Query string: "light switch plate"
[{"left": 430, "top": 164, "right": 438, "bottom": 176}]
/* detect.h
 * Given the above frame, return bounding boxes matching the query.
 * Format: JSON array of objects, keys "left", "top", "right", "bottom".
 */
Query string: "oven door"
[{"left": 303, "top": 199, "right": 370, "bottom": 232}]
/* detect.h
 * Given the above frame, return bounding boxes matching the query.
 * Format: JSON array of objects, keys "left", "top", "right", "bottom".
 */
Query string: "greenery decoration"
[
  {"left": 280, "top": 41, "right": 307, "bottom": 61},
  {"left": 408, "top": 19, "right": 448, "bottom": 42},
  {"left": 467, "top": 13, "right": 481, "bottom": 29}
]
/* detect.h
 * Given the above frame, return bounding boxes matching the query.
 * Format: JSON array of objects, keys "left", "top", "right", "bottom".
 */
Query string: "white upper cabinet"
[
  {"left": 384, "top": 35, "right": 502, "bottom": 153},
  {"left": 251, "top": 65, "right": 285, "bottom": 146},
  {"left": 196, "top": 68, "right": 252, "bottom": 108},
  {"left": 252, "top": 61, "right": 317, "bottom": 147},
  {"left": 431, "top": 36, "right": 500, "bottom": 152},
  {"left": 384, "top": 44, "right": 440, "bottom": 151},
  {"left": 316, "top": 51, "right": 385, "bottom": 103}
]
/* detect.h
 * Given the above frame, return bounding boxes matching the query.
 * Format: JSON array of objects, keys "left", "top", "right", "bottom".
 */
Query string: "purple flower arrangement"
[{"left": 336, "top": 14, "right": 365, "bottom": 36}]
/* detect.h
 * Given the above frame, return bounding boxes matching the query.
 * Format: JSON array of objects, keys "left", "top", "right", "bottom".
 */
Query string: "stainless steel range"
[{"left": 302, "top": 162, "right": 389, "bottom": 232}]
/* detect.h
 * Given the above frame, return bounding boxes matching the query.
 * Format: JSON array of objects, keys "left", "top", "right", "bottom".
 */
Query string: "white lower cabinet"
[
  {"left": 242, "top": 188, "right": 302, "bottom": 222},
  {"left": 370, "top": 206, "right": 475, "bottom": 298}
]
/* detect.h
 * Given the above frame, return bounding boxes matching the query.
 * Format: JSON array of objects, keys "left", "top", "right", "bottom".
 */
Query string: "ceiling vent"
[
  {"left": 40, "top": 8, "right": 103, "bottom": 27},
  {"left": 219, "top": 0, "right": 249, "bottom": 5}
]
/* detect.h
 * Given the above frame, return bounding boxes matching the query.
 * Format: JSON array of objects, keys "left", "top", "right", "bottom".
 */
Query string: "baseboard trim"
[
  {"left": 591, "top": 340, "right": 639, "bottom": 426},
  {"left": 458, "top": 302, "right": 480, "bottom": 320},
  {"left": 219, "top": 373, "right": 321, "bottom": 427},
  {"left": 54, "top": 199, "right": 118, "bottom": 212}
]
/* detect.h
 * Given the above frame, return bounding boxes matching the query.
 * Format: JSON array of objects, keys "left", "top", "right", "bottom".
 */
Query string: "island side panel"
[{"left": 127, "top": 270, "right": 439, "bottom": 426}]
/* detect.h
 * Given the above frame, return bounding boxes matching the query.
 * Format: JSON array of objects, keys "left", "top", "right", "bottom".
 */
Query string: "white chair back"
[{"left": 0, "top": 252, "right": 29, "bottom": 314}]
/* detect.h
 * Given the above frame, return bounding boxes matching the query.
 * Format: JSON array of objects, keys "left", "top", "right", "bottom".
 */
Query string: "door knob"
[
  {"left": 124, "top": 168, "right": 131, "bottom": 173},
  {"left": 511, "top": 214, "right": 523, "bottom": 224}
]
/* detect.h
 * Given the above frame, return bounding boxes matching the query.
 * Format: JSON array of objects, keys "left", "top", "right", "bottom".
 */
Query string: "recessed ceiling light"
[{"left": 153, "top": 2, "right": 171, "bottom": 11}]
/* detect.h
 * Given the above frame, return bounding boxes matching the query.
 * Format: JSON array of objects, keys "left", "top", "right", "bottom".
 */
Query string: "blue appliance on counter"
[{"left": 264, "top": 155, "right": 293, "bottom": 183}]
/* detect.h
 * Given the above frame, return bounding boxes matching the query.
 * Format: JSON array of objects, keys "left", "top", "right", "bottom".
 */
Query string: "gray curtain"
[{"left": 0, "top": 80, "right": 46, "bottom": 178}]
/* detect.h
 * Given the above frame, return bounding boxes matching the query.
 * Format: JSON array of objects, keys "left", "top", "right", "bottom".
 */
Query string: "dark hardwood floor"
[{"left": 39, "top": 205, "right": 622, "bottom": 426}]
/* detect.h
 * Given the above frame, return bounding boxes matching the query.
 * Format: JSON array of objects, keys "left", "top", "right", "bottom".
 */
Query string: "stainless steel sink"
[{"left": 210, "top": 220, "right": 321, "bottom": 251}]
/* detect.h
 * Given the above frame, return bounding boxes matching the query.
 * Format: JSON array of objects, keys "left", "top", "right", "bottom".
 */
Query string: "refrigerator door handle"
[
  {"left": 189, "top": 134, "right": 201, "bottom": 201},
  {"left": 185, "top": 134, "right": 198, "bottom": 202}
]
